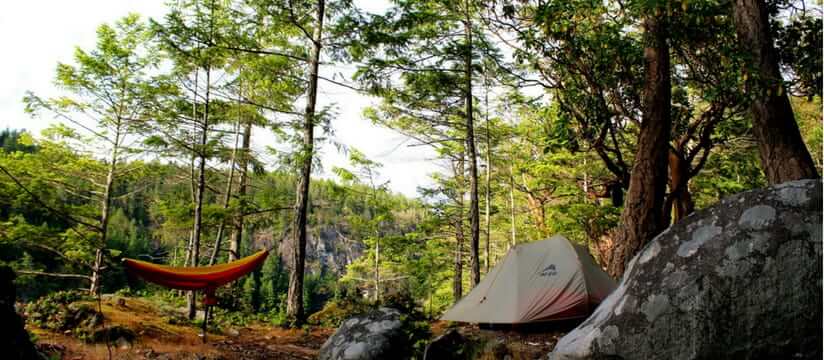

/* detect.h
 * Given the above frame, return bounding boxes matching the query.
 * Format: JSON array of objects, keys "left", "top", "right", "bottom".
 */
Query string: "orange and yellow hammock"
[{"left": 122, "top": 249, "right": 269, "bottom": 305}]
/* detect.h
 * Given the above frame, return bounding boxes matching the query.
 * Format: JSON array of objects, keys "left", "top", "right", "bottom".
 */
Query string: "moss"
[{"left": 307, "top": 298, "right": 370, "bottom": 328}]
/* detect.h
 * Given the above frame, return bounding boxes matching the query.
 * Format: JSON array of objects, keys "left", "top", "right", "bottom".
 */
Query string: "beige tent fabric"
[{"left": 440, "top": 235, "right": 616, "bottom": 324}]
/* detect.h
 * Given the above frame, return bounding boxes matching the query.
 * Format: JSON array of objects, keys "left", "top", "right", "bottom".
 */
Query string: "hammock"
[
  {"left": 122, "top": 249, "right": 270, "bottom": 305},
  {"left": 123, "top": 249, "right": 270, "bottom": 342}
]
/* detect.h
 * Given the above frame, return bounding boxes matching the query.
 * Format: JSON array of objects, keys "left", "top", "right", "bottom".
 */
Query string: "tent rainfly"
[{"left": 441, "top": 235, "right": 616, "bottom": 324}]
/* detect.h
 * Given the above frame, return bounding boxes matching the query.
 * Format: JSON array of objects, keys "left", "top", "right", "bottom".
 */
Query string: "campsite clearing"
[
  {"left": 28, "top": 296, "right": 332, "bottom": 360},
  {"left": 27, "top": 295, "right": 571, "bottom": 359}
]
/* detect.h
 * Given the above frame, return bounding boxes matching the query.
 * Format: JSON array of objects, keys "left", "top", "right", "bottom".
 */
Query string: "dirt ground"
[
  {"left": 30, "top": 296, "right": 333, "bottom": 360},
  {"left": 29, "top": 296, "right": 567, "bottom": 359},
  {"left": 430, "top": 320, "right": 572, "bottom": 359}
]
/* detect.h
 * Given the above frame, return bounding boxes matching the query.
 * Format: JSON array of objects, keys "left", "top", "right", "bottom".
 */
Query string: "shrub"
[
  {"left": 24, "top": 290, "right": 103, "bottom": 341},
  {"left": 306, "top": 297, "right": 370, "bottom": 328},
  {"left": 24, "top": 290, "right": 92, "bottom": 330}
]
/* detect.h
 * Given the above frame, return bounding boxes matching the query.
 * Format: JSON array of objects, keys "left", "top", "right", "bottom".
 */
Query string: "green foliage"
[
  {"left": 0, "top": 129, "right": 38, "bottom": 154},
  {"left": 306, "top": 297, "right": 370, "bottom": 327},
  {"left": 24, "top": 290, "right": 101, "bottom": 340},
  {"left": 4, "top": 0, "right": 822, "bottom": 340},
  {"left": 792, "top": 96, "right": 823, "bottom": 171},
  {"left": 774, "top": 15, "right": 823, "bottom": 99}
]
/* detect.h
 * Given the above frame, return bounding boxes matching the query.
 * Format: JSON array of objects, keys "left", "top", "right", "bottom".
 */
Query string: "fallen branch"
[{"left": 17, "top": 270, "right": 92, "bottom": 281}]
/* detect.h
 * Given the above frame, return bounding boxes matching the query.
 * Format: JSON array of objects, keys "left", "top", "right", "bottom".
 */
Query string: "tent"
[{"left": 441, "top": 235, "right": 616, "bottom": 324}]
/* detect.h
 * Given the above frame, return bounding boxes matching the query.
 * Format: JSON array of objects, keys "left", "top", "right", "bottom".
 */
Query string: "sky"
[{"left": 0, "top": 0, "right": 439, "bottom": 198}]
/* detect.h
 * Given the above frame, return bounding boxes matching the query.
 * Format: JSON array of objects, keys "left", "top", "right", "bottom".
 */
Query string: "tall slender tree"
[
  {"left": 287, "top": 0, "right": 326, "bottom": 326},
  {"left": 150, "top": 0, "right": 237, "bottom": 318},
  {"left": 24, "top": 14, "right": 162, "bottom": 294},
  {"left": 347, "top": 0, "right": 503, "bottom": 289}
]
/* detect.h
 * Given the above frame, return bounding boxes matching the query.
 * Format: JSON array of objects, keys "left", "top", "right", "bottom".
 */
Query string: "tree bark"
[
  {"left": 209, "top": 120, "right": 240, "bottom": 266},
  {"left": 188, "top": 64, "right": 211, "bottom": 320},
  {"left": 463, "top": 13, "right": 480, "bottom": 288},
  {"left": 90, "top": 118, "right": 122, "bottom": 295},
  {"left": 18, "top": 270, "right": 93, "bottom": 281},
  {"left": 229, "top": 122, "right": 252, "bottom": 262},
  {"left": 508, "top": 119, "right": 517, "bottom": 249},
  {"left": 453, "top": 155, "right": 466, "bottom": 302},
  {"left": 374, "top": 237, "right": 380, "bottom": 302},
  {"left": 185, "top": 69, "right": 199, "bottom": 270},
  {"left": 484, "top": 84, "right": 491, "bottom": 274},
  {"left": 732, "top": 0, "right": 819, "bottom": 183},
  {"left": 607, "top": 15, "right": 671, "bottom": 278},
  {"left": 666, "top": 149, "right": 695, "bottom": 224},
  {"left": 453, "top": 219, "right": 464, "bottom": 302},
  {"left": 286, "top": 0, "right": 325, "bottom": 326}
]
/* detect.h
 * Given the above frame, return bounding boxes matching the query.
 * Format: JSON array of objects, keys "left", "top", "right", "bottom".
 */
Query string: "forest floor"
[
  {"left": 28, "top": 295, "right": 568, "bottom": 359},
  {"left": 430, "top": 321, "right": 570, "bottom": 359},
  {"left": 29, "top": 295, "right": 333, "bottom": 360}
]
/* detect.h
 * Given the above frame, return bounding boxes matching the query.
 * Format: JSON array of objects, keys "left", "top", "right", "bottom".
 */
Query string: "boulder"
[
  {"left": 551, "top": 179, "right": 822, "bottom": 360},
  {"left": 318, "top": 307, "right": 407, "bottom": 360},
  {"left": 0, "top": 266, "right": 45, "bottom": 360},
  {"left": 424, "top": 329, "right": 470, "bottom": 360}
]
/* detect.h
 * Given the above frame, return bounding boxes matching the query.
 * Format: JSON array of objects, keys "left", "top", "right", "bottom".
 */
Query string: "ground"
[
  {"left": 28, "top": 296, "right": 333, "bottom": 360},
  {"left": 27, "top": 296, "right": 568, "bottom": 360},
  {"left": 430, "top": 320, "right": 572, "bottom": 359}
]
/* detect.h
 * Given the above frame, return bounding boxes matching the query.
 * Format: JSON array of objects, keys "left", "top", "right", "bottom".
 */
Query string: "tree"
[
  {"left": 732, "top": 0, "right": 819, "bottom": 183},
  {"left": 347, "top": 0, "right": 504, "bottom": 289},
  {"left": 491, "top": 0, "right": 755, "bottom": 273},
  {"left": 333, "top": 149, "right": 391, "bottom": 301},
  {"left": 151, "top": 0, "right": 241, "bottom": 318},
  {"left": 283, "top": 0, "right": 324, "bottom": 326},
  {"left": 24, "top": 14, "right": 162, "bottom": 294},
  {"left": 607, "top": 11, "right": 672, "bottom": 277},
  {"left": 229, "top": 121, "right": 252, "bottom": 262}
]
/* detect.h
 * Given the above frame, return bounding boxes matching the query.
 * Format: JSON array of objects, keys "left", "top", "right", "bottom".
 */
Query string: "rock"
[
  {"left": 482, "top": 338, "right": 511, "bottom": 359},
  {"left": 318, "top": 307, "right": 407, "bottom": 360},
  {"left": 424, "top": 329, "right": 469, "bottom": 360},
  {"left": 92, "top": 325, "right": 136, "bottom": 344},
  {"left": 116, "top": 336, "right": 132, "bottom": 350},
  {"left": 550, "top": 179, "right": 823, "bottom": 360},
  {"left": 226, "top": 328, "right": 240, "bottom": 337},
  {"left": 0, "top": 266, "right": 46, "bottom": 360}
]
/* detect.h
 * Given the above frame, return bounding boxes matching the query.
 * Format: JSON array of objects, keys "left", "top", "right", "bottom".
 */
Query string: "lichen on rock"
[
  {"left": 319, "top": 307, "right": 428, "bottom": 360},
  {"left": 550, "top": 179, "right": 823, "bottom": 360}
]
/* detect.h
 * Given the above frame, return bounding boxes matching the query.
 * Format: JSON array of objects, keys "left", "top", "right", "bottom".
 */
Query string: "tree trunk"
[
  {"left": 188, "top": 64, "right": 211, "bottom": 320},
  {"left": 463, "top": 15, "right": 480, "bottom": 288},
  {"left": 732, "top": 0, "right": 819, "bottom": 183},
  {"left": 453, "top": 217, "right": 464, "bottom": 302},
  {"left": 484, "top": 88, "right": 491, "bottom": 274},
  {"left": 508, "top": 121, "right": 517, "bottom": 249},
  {"left": 374, "top": 237, "right": 380, "bottom": 302},
  {"left": 90, "top": 119, "right": 122, "bottom": 295},
  {"left": 229, "top": 122, "right": 251, "bottom": 262},
  {"left": 607, "top": 15, "right": 671, "bottom": 278},
  {"left": 666, "top": 149, "right": 695, "bottom": 224},
  {"left": 286, "top": 0, "right": 325, "bottom": 326},
  {"left": 209, "top": 120, "right": 240, "bottom": 266},
  {"left": 185, "top": 66, "right": 200, "bottom": 269},
  {"left": 453, "top": 155, "right": 466, "bottom": 302}
]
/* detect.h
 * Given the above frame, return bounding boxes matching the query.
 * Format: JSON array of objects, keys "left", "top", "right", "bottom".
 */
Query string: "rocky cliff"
[{"left": 252, "top": 225, "right": 366, "bottom": 275}]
